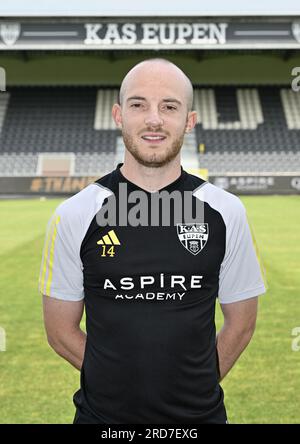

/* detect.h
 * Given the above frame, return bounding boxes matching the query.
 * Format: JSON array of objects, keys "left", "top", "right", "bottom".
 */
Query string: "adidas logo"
[{"left": 97, "top": 230, "right": 121, "bottom": 246}]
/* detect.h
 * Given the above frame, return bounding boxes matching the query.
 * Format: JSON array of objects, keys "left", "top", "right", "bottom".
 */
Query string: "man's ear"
[
  {"left": 112, "top": 103, "right": 122, "bottom": 129},
  {"left": 185, "top": 110, "right": 197, "bottom": 133}
]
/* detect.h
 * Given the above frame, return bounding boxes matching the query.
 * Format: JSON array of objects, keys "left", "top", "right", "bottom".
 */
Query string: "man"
[{"left": 39, "top": 58, "right": 266, "bottom": 424}]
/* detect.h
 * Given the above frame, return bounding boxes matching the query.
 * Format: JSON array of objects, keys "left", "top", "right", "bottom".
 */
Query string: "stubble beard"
[{"left": 122, "top": 129, "right": 185, "bottom": 168}]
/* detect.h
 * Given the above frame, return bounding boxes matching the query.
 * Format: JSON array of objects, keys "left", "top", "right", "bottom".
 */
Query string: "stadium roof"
[{"left": 0, "top": 0, "right": 300, "bottom": 17}]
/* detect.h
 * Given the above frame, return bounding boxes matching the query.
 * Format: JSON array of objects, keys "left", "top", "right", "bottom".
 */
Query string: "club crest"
[
  {"left": 177, "top": 223, "right": 209, "bottom": 255},
  {"left": 0, "top": 23, "right": 21, "bottom": 46}
]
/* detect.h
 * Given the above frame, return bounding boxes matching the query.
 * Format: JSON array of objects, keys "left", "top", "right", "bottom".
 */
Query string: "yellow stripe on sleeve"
[
  {"left": 247, "top": 214, "right": 268, "bottom": 290},
  {"left": 39, "top": 215, "right": 57, "bottom": 294},
  {"left": 45, "top": 215, "right": 61, "bottom": 296}
]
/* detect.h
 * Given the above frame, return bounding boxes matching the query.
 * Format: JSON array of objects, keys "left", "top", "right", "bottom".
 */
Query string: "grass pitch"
[{"left": 0, "top": 195, "right": 299, "bottom": 423}]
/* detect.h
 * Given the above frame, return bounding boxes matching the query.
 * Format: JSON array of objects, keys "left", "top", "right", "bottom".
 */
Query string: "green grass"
[
  {"left": 218, "top": 196, "right": 300, "bottom": 424},
  {"left": 0, "top": 196, "right": 300, "bottom": 423}
]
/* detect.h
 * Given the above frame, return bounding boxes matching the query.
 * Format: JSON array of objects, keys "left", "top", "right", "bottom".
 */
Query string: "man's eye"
[
  {"left": 131, "top": 103, "right": 141, "bottom": 108},
  {"left": 165, "top": 105, "right": 176, "bottom": 111}
]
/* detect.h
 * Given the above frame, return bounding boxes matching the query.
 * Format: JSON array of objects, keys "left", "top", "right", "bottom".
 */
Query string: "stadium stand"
[
  {"left": 195, "top": 86, "right": 300, "bottom": 173},
  {"left": 0, "top": 86, "right": 299, "bottom": 176}
]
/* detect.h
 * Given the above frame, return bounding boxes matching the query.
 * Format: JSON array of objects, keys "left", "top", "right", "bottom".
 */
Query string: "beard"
[{"left": 122, "top": 129, "right": 185, "bottom": 168}]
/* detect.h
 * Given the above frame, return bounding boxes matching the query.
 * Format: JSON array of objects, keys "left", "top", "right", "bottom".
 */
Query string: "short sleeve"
[
  {"left": 218, "top": 201, "right": 266, "bottom": 304},
  {"left": 38, "top": 210, "right": 84, "bottom": 301}
]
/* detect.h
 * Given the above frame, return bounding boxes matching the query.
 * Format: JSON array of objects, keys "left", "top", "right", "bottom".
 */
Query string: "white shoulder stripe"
[{"left": 193, "top": 181, "right": 245, "bottom": 227}]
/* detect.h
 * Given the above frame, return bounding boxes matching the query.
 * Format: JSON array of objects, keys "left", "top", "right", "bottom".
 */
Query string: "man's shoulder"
[
  {"left": 192, "top": 179, "right": 245, "bottom": 220},
  {"left": 55, "top": 178, "right": 113, "bottom": 220}
]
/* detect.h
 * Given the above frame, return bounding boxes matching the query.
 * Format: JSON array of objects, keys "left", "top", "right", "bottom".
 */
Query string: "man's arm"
[
  {"left": 43, "top": 295, "right": 86, "bottom": 371},
  {"left": 216, "top": 296, "right": 258, "bottom": 381}
]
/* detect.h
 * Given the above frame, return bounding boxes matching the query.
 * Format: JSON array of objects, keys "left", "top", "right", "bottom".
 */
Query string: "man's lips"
[{"left": 141, "top": 133, "right": 167, "bottom": 143}]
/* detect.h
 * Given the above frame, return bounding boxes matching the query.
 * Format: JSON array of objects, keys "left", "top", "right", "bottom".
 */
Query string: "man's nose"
[{"left": 144, "top": 108, "right": 164, "bottom": 128}]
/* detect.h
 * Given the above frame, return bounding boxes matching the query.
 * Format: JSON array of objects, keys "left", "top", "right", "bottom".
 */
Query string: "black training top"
[{"left": 39, "top": 165, "right": 265, "bottom": 424}]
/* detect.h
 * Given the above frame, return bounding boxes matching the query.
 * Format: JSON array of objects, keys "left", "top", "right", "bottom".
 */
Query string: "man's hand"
[
  {"left": 216, "top": 297, "right": 258, "bottom": 381},
  {"left": 42, "top": 295, "right": 86, "bottom": 370}
]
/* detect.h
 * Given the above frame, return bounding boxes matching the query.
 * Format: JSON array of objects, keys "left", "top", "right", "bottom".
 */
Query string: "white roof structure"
[{"left": 0, "top": 0, "right": 299, "bottom": 17}]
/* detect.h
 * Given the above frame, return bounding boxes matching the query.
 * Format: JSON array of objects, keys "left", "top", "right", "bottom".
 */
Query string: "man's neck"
[{"left": 120, "top": 156, "right": 182, "bottom": 192}]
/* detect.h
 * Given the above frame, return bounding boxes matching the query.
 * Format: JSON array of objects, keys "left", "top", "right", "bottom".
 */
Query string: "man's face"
[{"left": 112, "top": 65, "right": 196, "bottom": 168}]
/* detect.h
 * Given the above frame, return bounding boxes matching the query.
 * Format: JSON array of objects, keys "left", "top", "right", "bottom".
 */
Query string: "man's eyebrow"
[
  {"left": 126, "top": 96, "right": 182, "bottom": 105},
  {"left": 162, "top": 98, "right": 182, "bottom": 106},
  {"left": 127, "top": 96, "right": 146, "bottom": 102}
]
